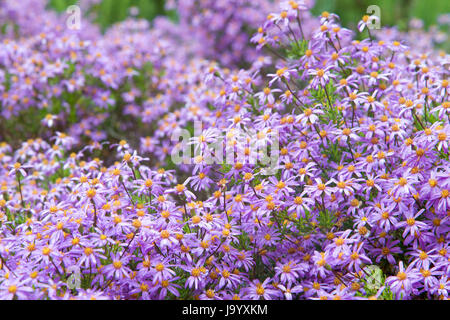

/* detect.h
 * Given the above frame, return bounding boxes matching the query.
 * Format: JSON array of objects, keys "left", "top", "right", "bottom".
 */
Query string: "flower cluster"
[{"left": 0, "top": 0, "right": 449, "bottom": 300}]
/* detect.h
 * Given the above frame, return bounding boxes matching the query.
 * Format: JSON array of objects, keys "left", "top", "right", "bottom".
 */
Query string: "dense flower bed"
[{"left": 0, "top": 0, "right": 449, "bottom": 300}]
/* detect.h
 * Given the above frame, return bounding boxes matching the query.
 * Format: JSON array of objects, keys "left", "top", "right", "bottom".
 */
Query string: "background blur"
[{"left": 49, "top": 0, "right": 450, "bottom": 31}]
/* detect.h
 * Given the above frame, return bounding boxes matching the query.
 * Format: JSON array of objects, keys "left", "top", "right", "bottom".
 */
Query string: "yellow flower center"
[
  {"left": 145, "top": 179, "right": 153, "bottom": 188},
  {"left": 8, "top": 285, "right": 17, "bottom": 294},
  {"left": 276, "top": 181, "right": 286, "bottom": 189},
  {"left": 160, "top": 230, "right": 170, "bottom": 239},
  {"left": 419, "top": 251, "right": 428, "bottom": 260},
  {"left": 397, "top": 272, "right": 407, "bottom": 280},
  {"left": 191, "top": 268, "right": 201, "bottom": 277},
  {"left": 86, "top": 189, "right": 96, "bottom": 198},
  {"left": 256, "top": 285, "right": 265, "bottom": 296},
  {"left": 206, "top": 289, "right": 215, "bottom": 298},
  {"left": 282, "top": 265, "right": 291, "bottom": 273}
]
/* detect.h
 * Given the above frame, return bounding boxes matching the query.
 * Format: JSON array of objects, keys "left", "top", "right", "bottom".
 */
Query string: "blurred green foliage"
[
  {"left": 313, "top": 0, "right": 450, "bottom": 30},
  {"left": 49, "top": 0, "right": 169, "bottom": 30},
  {"left": 49, "top": 0, "right": 449, "bottom": 31}
]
